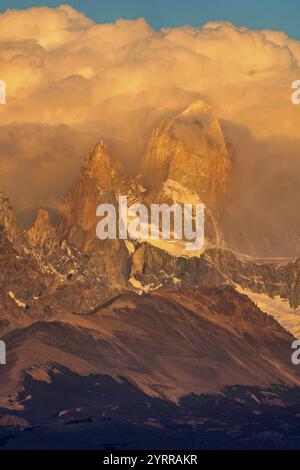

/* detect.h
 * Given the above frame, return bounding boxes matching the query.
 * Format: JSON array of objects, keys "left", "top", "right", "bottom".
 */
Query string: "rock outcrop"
[
  {"left": 0, "top": 191, "right": 24, "bottom": 253},
  {"left": 27, "top": 208, "right": 58, "bottom": 253}
]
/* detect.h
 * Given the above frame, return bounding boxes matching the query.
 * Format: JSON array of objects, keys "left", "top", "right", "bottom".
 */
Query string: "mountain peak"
[
  {"left": 0, "top": 190, "right": 13, "bottom": 212},
  {"left": 56, "top": 141, "right": 129, "bottom": 286},
  {"left": 27, "top": 208, "right": 57, "bottom": 249},
  {"left": 84, "top": 141, "right": 113, "bottom": 190},
  {"left": 86, "top": 141, "right": 110, "bottom": 169},
  {"left": 181, "top": 99, "right": 212, "bottom": 117},
  {"left": 0, "top": 190, "right": 23, "bottom": 251},
  {"left": 140, "top": 100, "right": 231, "bottom": 211},
  {"left": 34, "top": 208, "right": 51, "bottom": 226}
]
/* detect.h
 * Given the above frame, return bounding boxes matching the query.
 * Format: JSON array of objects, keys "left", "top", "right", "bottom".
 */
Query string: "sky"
[{"left": 0, "top": 0, "right": 299, "bottom": 39}]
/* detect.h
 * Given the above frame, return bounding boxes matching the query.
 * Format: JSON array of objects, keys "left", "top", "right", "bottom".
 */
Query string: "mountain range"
[{"left": 1, "top": 99, "right": 300, "bottom": 449}]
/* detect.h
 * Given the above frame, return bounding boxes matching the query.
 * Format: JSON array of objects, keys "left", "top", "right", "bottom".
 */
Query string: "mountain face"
[
  {"left": 27, "top": 208, "right": 58, "bottom": 253},
  {"left": 1, "top": 99, "right": 300, "bottom": 449},
  {"left": 56, "top": 142, "right": 130, "bottom": 288},
  {"left": 0, "top": 191, "right": 24, "bottom": 253},
  {"left": 0, "top": 222, "right": 48, "bottom": 335},
  {"left": 141, "top": 100, "right": 231, "bottom": 213},
  {"left": 206, "top": 248, "right": 300, "bottom": 310},
  {"left": 0, "top": 286, "right": 299, "bottom": 409},
  {"left": 132, "top": 242, "right": 300, "bottom": 309}
]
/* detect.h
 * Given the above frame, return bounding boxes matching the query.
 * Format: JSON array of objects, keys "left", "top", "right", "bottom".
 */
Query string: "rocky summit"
[
  {"left": 56, "top": 141, "right": 130, "bottom": 289},
  {"left": 141, "top": 100, "right": 231, "bottom": 213}
]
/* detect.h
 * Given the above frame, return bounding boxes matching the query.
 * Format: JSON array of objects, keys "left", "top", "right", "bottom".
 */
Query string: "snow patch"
[
  {"left": 236, "top": 286, "right": 300, "bottom": 338},
  {"left": 8, "top": 291, "right": 26, "bottom": 309},
  {"left": 129, "top": 276, "right": 162, "bottom": 294},
  {"left": 162, "top": 179, "right": 201, "bottom": 204}
]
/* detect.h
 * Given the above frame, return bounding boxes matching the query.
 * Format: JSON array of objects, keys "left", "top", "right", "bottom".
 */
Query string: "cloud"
[
  {"left": 0, "top": 123, "right": 98, "bottom": 224},
  {"left": 0, "top": 5, "right": 299, "bottom": 254}
]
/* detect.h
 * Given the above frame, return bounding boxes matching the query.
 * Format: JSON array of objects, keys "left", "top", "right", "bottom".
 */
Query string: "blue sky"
[{"left": 0, "top": 0, "right": 299, "bottom": 39}]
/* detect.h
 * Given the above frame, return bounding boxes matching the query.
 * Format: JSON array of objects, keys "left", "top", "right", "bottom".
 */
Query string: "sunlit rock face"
[
  {"left": 141, "top": 100, "right": 231, "bottom": 213},
  {"left": 56, "top": 141, "right": 130, "bottom": 288},
  {"left": 27, "top": 208, "right": 58, "bottom": 253},
  {"left": 57, "top": 141, "right": 114, "bottom": 249},
  {"left": 0, "top": 191, "right": 24, "bottom": 253}
]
